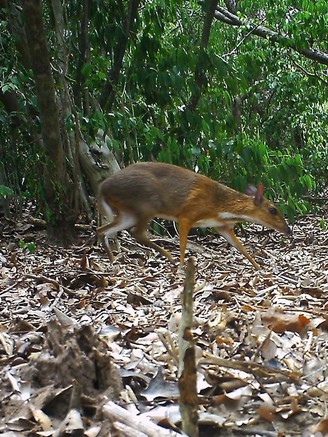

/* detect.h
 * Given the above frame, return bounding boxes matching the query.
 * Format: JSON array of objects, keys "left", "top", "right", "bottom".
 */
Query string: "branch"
[
  {"left": 187, "top": 0, "right": 219, "bottom": 111},
  {"left": 214, "top": 5, "right": 328, "bottom": 66},
  {"left": 99, "top": 0, "right": 141, "bottom": 111},
  {"left": 292, "top": 60, "right": 328, "bottom": 86}
]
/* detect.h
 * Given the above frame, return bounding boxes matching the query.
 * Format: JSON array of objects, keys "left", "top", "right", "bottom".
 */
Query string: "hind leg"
[{"left": 97, "top": 211, "right": 137, "bottom": 261}]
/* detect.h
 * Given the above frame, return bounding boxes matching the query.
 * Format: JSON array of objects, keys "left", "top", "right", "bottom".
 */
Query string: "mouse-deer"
[{"left": 97, "top": 162, "right": 291, "bottom": 269}]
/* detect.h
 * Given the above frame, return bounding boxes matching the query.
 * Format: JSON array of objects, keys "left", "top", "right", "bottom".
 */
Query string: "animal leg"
[
  {"left": 132, "top": 219, "right": 174, "bottom": 262},
  {"left": 97, "top": 211, "right": 137, "bottom": 261},
  {"left": 217, "top": 226, "right": 261, "bottom": 270},
  {"left": 178, "top": 219, "right": 192, "bottom": 266}
]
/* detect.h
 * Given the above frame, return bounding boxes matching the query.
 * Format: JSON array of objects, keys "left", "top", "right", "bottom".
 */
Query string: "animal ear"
[
  {"left": 246, "top": 184, "right": 257, "bottom": 196},
  {"left": 253, "top": 183, "right": 264, "bottom": 206}
]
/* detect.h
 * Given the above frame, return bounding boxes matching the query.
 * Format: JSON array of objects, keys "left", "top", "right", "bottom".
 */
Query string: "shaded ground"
[{"left": 0, "top": 210, "right": 327, "bottom": 436}]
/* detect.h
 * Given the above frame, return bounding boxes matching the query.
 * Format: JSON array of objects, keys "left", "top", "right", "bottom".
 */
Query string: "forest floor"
[{"left": 0, "top": 208, "right": 327, "bottom": 437}]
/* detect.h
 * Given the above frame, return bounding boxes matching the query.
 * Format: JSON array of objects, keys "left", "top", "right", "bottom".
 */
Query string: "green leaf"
[{"left": 0, "top": 185, "right": 14, "bottom": 198}]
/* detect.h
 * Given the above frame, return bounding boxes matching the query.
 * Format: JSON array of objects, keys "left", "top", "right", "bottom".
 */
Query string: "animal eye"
[{"left": 269, "top": 207, "right": 278, "bottom": 215}]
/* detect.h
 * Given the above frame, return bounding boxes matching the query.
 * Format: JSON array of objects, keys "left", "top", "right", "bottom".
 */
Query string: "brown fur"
[{"left": 97, "top": 162, "right": 291, "bottom": 269}]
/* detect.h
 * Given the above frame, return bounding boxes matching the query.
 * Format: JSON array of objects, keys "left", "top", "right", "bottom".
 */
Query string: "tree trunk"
[
  {"left": 22, "top": 0, "right": 77, "bottom": 244},
  {"left": 78, "top": 131, "right": 121, "bottom": 197}
]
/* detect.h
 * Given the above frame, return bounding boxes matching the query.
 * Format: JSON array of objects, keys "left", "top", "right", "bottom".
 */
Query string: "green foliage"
[
  {"left": 0, "top": 17, "right": 46, "bottom": 211},
  {"left": 19, "top": 240, "right": 36, "bottom": 254},
  {"left": 0, "top": 185, "right": 14, "bottom": 198},
  {"left": 100, "top": 1, "right": 326, "bottom": 220},
  {"left": 1, "top": 0, "right": 327, "bottom": 221},
  {"left": 319, "top": 218, "right": 327, "bottom": 231}
]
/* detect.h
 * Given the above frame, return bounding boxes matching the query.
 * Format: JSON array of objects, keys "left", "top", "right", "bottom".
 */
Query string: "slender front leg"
[
  {"left": 132, "top": 218, "right": 174, "bottom": 262},
  {"left": 217, "top": 226, "right": 261, "bottom": 270},
  {"left": 178, "top": 219, "right": 192, "bottom": 266}
]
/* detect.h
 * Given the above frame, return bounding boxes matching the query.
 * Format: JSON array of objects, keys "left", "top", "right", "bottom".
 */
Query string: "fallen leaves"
[
  {"left": 262, "top": 310, "right": 312, "bottom": 334},
  {"left": 0, "top": 212, "right": 327, "bottom": 435}
]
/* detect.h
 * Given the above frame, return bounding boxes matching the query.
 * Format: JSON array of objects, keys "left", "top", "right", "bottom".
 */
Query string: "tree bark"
[
  {"left": 22, "top": 0, "right": 76, "bottom": 244},
  {"left": 3, "top": 0, "right": 121, "bottom": 225},
  {"left": 78, "top": 132, "right": 121, "bottom": 197},
  {"left": 74, "top": 0, "right": 91, "bottom": 115}
]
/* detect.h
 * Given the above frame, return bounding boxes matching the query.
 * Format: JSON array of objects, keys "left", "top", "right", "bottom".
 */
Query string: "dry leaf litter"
[{"left": 0, "top": 211, "right": 327, "bottom": 437}]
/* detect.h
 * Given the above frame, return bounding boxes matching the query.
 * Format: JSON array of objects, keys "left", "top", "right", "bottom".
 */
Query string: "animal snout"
[{"left": 284, "top": 225, "right": 292, "bottom": 236}]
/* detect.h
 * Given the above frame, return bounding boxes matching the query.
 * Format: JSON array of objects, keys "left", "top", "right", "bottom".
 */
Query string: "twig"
[
  {"left": 102, "top": 401, "right": 183, "bottom": 437},
  {"left": 223, "top": 17, "right": 267, "bottom": 57},
  {"left": 157, "top": 331, "right": 179, "bottom": 366},
  {"left": 200, "top": 355, "right": 300, "bottom": 381},
  {"left": 292, "top": 59, "right": 328, "bottom": 85},
  {"left": 25, "top": 273, "right": 75, "bottom": 296},
  {"left": 0, "top": 280, "right": 23, "bottom": 295}
]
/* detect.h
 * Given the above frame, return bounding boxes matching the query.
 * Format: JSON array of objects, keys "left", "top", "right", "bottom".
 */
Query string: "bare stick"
[
  {"left": 102, "top": 401, "right": 182, "bottom": 437},
  {"left": 178, "top": 257, "right": 199, "bottom": 437}
]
